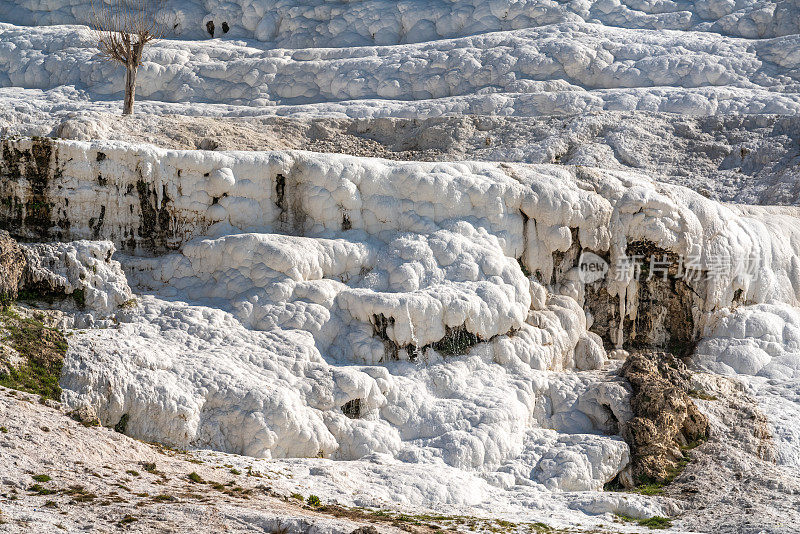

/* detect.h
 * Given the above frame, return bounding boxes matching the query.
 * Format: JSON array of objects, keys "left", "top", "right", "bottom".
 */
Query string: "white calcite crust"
[
  {"left": 3, "top": 0, "right": 799, "bottom": 43},
  {"left": 3, "top": 0, "right": 800, "bottom": 529},
  {"left": 21, "top": 240, "right": 133, "bottom": 316},
  {"left": 695, "top": 303, "right": 800, "bottom": 380},
  {"left": 22, "top": 137, "right": 795, "bottom": 513},
  {"left": 60, "top": 295, "right": 629, "bottom": 491},
  {"left": 1, "top": 14, "right": 800, "bottom": 118}
]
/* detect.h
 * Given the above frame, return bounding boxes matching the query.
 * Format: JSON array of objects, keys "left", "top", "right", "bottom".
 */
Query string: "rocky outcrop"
[
  {"left": 619, "top": 351, "right": 709, "bottom": 487},
  {"left": 0, "top": 230, "right": 25, "bottom": 301}
]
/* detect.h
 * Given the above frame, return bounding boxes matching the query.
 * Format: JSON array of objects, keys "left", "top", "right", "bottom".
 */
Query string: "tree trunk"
[{"left": 123, "top": 62, "right": 137, "bottom": 115}]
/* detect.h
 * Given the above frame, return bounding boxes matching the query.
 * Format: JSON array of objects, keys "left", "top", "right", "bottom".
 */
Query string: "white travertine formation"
[
  {"left": 21, "top": 240, "right": 133, "bottom": 314},
  {"left": 3, "top": 0, "right": 799, "bottom": 43},
  {"left": 0, "top": 138, "right": 787, "bottom": 512},
  {"left": 3, "top": 0, "right": 800, "bottom": 527},
  {"left": 1, "top": 11, "right": 800, "bottom": 118}
]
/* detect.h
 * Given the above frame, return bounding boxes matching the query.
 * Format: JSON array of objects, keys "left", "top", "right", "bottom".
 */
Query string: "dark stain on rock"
[
  {"left": 341, "top": 398, "right": 361, "bottom": 419},
  {"left": 275, "top": 173, "right": 306, "bottom": 234},
  {"left": 580, "top": 240, "right": 702, "bottom": 355},
  {"left": 429, "top": 325, "right": 480, "bottom": 356},
  {"left": 372, "top": 313, "right": 399, "bottom": 361},
  {"left": 135, "top": 178, "right": 176, "bottom": 251},
  {"left": 625, "top": 241, "right": 699, "bottom": 356},
  {"left": 89, "top": 205, "right": 106, "bottom": 239},
  {"left": 0, "top": 137, "right": 58, "bottom": 239},
  {"left": 275, "top": 173, "right": 286, "bottom": 211}
]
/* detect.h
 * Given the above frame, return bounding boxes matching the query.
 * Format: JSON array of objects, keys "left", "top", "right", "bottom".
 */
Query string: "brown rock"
[{"left": 620, "top": 351, "right": 709, "bottom": 486}]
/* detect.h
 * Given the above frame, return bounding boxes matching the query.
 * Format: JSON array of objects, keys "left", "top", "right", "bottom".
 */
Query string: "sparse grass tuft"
[
  {"left": 119, "top": 514, "right": 138, "bottom": 525},
  {"left": 31, "top": 474, "right": 52, "bottom": 483},
  {"left": 28, "top": 484, "right": 55, "bottom": 495},
  {"left": 62, "top": 485, "right": 97, "bottom": 503},
  {"left": 688, "top": 389, "right": 718, "bottom": 401},
  {"left": 640, "top": 516, "right": 673, "bottom": 529},
  {"left": 118, "top": 298, "right": 138, "bottom": 309},
  {"left": 631, "top": 482, "right": 664, "bottom": 496},
  {"left": 616, "top": 513, "right": 673, "bottom": 530},
  {"left": 290, "top": 492, "right": 303, "bottom": 501},
  {"left": 187, "top": 472, "right": 204, "bottom": 484}
]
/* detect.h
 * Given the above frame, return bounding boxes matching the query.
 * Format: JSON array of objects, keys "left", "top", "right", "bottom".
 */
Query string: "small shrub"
[
  {"left": 229, "top": 468, "right": 241, "bottom": 475},
  {"left": 119, "top": 298, "right": 138, "bottom": 309},
  {"left": 615, "top": 514, "right": 673, "bottom": 530},
  {"left": 114, "top": 414, "right": 129, "bottom": 434},
  {"left": 187, "top": 472, "right": 204, "bottom": 484},
  {"left": 125, "top": 470, "right": 140, "bottom": 477},
  {"left": 0, "top": 427, "right": 7, "bottom": 433},
  {"left": 632, "top": 482, "right": 664, "bottom": 496},
  {"left": 306, "top": 494, "right": 321, "bottom": 507},
  {"left": 28, "top": 484, "right": 55, "bottom": 495},
  {"left": 640, "top": 516, "right": 672, "bottom": 529},
  {"left": 119, "top": 515, "right": 137, "bottom": 525},
  {"left": 31, "top": 474, "right": 52, "bottom": 483}
]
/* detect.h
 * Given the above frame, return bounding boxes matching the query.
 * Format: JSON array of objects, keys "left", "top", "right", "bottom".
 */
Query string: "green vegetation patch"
[
  {"left": 17, "top": 287, "right": 85, "bottom": 309},
  {"left": 187, "top": 472, "right": 204, "bottom": 484},
  {"left": 28, "top": 484, "right": 56, "bottom": 495},
  {"left": 0, "top": 307, "right": 68, "bottom": 401},
  {"left": 616, "top": 513, "right": 673, "bottom": 530},
  {"left": 119, "top": 515, "right": 137, "bottom": 525}
]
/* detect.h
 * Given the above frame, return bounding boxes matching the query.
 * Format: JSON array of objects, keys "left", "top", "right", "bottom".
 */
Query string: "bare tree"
[{"left": 90, "top": 0, "right": 166, "bottom": 115}]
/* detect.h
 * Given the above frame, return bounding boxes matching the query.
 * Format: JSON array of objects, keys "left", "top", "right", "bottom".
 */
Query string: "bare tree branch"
[{"left": 90, "top": 0, "right": 167, "bottom": 114}]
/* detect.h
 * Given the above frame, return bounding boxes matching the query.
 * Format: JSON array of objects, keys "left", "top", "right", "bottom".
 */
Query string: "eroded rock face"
[
  {"left": 0, "top": 230, "right": 24, "bottom": 300},
  {"left": 620, "top": 351, "right": 709, "bottom": 486}
]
